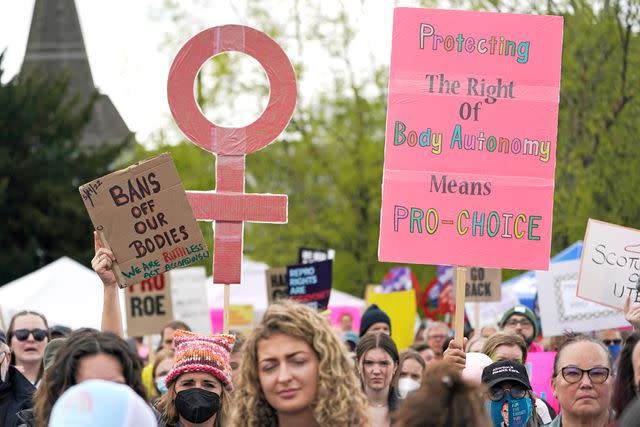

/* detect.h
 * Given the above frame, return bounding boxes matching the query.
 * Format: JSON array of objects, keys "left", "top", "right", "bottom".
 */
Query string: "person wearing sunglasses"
[
  {"left": 548, "top": 333, "right": 614, "bottom": 427},
  {"left": 0, "top": 330, "right": 36, "bottom": 427},
  {"left": 595, "top": 328, "right": 623, "bottom": 360},
  {"left": 481, "top": 360, "right": 545, "bottom": 427},
  {"left": 6, "top": 311, "right": 49, "bottom": 386}
]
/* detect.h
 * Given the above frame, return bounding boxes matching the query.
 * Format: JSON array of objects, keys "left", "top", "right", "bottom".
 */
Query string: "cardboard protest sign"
[
  {"left": 265, "top": 267, "right": 289, "bottom": 304},
  {"left": 465, "top": 267, "right": 501, "bottom": 302},
  {"left": 170, "top": 267, "right": 212, "bottom": 334},
  {"left": 287, "top": 260, "right": 332, "bottom": 310},
  {"left": 578, "top": 219, "right": 640, "bottom": 309},
  {"left": 367, "top": 290, "right": 417, "bottom": 351},
  {"left": 168, "top": 25, "right": 295, "bottom": 285},
  {"left": 538, "top": 260, "right": 626, "bottom": 337},
  {"left": 526, "top": 352, "right": 559, "bottom": 413},
  {"left": 125, "top": 273, "right": 173, "bottom": 336},
  {"left": 378, "top": 8, "right": 563, "bottom": 270},
  {"left": 79, "top": 153, "right": 209, "bottom": 287}
]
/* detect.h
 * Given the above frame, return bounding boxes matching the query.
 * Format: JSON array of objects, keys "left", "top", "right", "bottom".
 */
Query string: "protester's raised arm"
[
  {"left": 624, "top": 295, "right": 640, "bottom": 331},
  {"left": 91, "top": 231, "right": 124, "bottom": 338}
]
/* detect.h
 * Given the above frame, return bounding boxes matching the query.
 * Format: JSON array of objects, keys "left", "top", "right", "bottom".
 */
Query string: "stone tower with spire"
[{"left": 21, "top": 0, "right": 131, "bottom": 148}]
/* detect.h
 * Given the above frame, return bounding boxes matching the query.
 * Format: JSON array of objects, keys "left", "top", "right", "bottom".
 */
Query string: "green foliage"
[
  {"left": 0, "top": 54, "right": 129, "bottom": 284},
  {"left": 142, "top": 0, "right": 639, "bottom": 295},
  {"left": 553, "top": 0, "right": 640, "bottom": 252}
]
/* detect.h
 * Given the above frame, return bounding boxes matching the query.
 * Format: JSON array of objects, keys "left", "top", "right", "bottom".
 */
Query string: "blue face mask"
[
  {"left": 156, "top": 375, "right": 168, "bottom": 394},
  {"left": 489, "top": 395, "right": 532, "bottom": 427},
  {"left": 608, "top": 344, "right": 621, "bottom": 360}
]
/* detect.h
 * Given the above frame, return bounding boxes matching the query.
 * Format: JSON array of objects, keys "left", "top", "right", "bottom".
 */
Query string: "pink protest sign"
[
  {"left": 526, "top": 352, "right": 559, "bottom": 413},
  {"left": 378, "top": 8, "right": 563, "bottom": 270},
  {"left": 168, "top": 25, "right": 296, "bottom": 284}
]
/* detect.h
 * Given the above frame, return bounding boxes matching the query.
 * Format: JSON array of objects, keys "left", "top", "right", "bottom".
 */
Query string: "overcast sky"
[{"left": 0, "top": 1, "right": 396, "bottom": 142}]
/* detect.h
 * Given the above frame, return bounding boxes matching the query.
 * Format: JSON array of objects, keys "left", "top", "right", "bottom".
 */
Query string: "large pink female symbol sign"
[{"left": 168, "top": 25, "right": 296, "bottom": 285}]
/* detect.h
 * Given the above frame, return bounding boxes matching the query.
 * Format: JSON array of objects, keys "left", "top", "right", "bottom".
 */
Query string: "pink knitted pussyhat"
[{"left": 164, "top": 330, "right": 235, "bottom": 388}]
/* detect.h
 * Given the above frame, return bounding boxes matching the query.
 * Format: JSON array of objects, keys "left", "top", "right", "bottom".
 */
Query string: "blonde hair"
[
  {"left": 229, "top": 300, "right": 368, "bottom": 427},
  {"left": 156, "top": 376, "right": 230, "bottom": 426},
  {"left": 481, "top": 332, "right": 528, "bottom": 362}
]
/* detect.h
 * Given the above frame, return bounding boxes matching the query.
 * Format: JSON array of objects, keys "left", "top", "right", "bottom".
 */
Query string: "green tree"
[
  {"left": 143, "top": 0, "right": 439, "bottom": 296},
  {"left": 0, "top": 54, "right": 129, "bottom": 284},
  {"left": 144, "top": 0, "right": 639, "bottom": 296}
]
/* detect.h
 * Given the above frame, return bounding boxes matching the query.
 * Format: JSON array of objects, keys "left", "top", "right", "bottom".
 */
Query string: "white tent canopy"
[
  {"left": 0, "top": 257, "right": 115, "bottom": 330},
  {"left": 0, "top": 257, "right": 365, "bottom": 333}
]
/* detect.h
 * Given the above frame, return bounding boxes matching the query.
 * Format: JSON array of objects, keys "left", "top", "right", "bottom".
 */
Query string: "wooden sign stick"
[
  {"left": 454, "top": 266, "right": 467, "bottom": 344},
  {"left": 223, "top": 284, "right": 230, "bottom": 333}
]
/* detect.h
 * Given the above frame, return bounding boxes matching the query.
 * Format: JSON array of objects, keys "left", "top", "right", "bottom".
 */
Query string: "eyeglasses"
[
  {"left": 13, "top": 328, "right": 48, "bottom": 342},
  {"left": 428, "top": 334, "right": 447, "bottom": 340},
  {"left": 560, "top": 366, "right": 610, "bottom": 384},
  {"left": 504, "top": 318, "right": 533, "bottom": 328},
  {"left": 488, "top": 384, "right": 527, "bottom": 401},
  {"left": 602, "top": 339, "right": 622, "bottom": 346}
]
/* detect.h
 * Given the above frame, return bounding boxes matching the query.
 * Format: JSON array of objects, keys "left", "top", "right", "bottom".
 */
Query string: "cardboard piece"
[
  {"left": 170, "top": 267, "right": 212, "bottom": 334},
  {"left": 366, "top": 289, "right": 417, "bottom": 351},
  {"left": 578, "top": 219, "right": 640, "bottom": 309},
  {"left": 538, "top": 260, "right": 627, "bottom": 337},
  {"left": 287, "top": 260, "right": 333, "bottom": 311},
  {"left": 125, "top": 273, "right": 173, "bottom": 337},
  {"left": 464, "top": 267, "right": 501, "bottom": 302},
  {"left": 526, "top": 352, "right": 559, "bottom": 413},
  {"left": 79, "top": 153, "right": 209, "bottom": 287},
  {"left": 378, "top": 8, "right": 563, "bottom": 270},
  {"left": 167, "top": 25, "right": 296, "bottom": 285},
  {"left": 265, "top": 267, "right": 289, "bottom": 304}
]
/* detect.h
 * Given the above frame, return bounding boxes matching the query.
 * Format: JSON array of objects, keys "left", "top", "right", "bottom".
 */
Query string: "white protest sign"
[
  {"left": 538, "top": 260, "right": 627, "bottom": 337},
  {"left": 170, "top": 267, "right": 212, "bottom": 334},
  {"left": 578, "top": 219, "right": 640, "bottom": 309}
]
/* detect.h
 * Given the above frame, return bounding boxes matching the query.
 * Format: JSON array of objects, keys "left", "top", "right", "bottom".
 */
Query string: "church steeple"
[{"left": 21, "top": 0, "right": 132, "bottom": 148}]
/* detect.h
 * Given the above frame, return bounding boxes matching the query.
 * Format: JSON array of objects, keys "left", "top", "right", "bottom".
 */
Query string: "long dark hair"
[
  {"left": 32, "top": 329, "right": 146, "bottom": 427},
  {"left": 356, "top": 332, "right": 401, "bottom": 410},
  {"left": 612, "top": 333, "right": 640, "bottom": 418}
]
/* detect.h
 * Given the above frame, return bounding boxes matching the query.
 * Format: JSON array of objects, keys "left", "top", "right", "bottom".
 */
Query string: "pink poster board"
[
  {"left": 526, "top": 351, "right": 558, "bottom": 413},
  {"left": 378, "top": 8, "right": 563, "bottom": 270},
  {"left": 210, "top": 308, "right": 224, "bottom": 334},
  {"left": 328, "top": 306, "right": 362, "bottom": 332}
]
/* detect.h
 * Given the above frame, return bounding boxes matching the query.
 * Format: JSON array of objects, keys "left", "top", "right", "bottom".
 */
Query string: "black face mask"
[{"left": 175, "top": 388, "right": 221, "bottom": 424}]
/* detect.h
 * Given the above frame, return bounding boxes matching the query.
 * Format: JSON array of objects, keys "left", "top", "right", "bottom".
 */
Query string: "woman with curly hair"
[
  {"left": 612, "top": 332, "right": 640, "bottom": 418},
  {"left": 155, "top": 330, "right": 235, "bottom": 427},
  {"left": 19, "top": 329, "right": 147, "bottom": 427},
  {"left": 229, "top": 300, "right": 368, "bottom": 427}
]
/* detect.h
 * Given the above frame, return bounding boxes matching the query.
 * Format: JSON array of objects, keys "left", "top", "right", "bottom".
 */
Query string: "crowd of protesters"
[{"left": 2, "top": 235, "right": 640, "bottom": 426}]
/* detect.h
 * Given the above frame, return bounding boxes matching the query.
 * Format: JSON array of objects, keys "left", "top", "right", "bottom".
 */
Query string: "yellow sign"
[
  {"left": 366, "top": 290, "right": 416, "bottom": 351},
  {"left": 229, "top": 304, "right": 254, "bottom": 335}
]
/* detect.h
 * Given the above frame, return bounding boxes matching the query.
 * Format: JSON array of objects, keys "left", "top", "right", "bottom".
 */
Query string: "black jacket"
[{"left": 0, "top": 366, "right": 36, "bottom": 427}]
